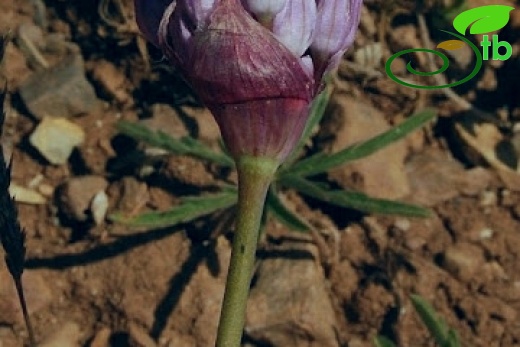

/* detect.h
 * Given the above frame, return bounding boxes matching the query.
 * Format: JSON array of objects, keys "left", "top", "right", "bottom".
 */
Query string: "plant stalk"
[
  {"left": 14, "top": 277, "right": 36, "bottom": 347},
  {"left": 216, "top": 155, "right": 279, "bottom": 347}
]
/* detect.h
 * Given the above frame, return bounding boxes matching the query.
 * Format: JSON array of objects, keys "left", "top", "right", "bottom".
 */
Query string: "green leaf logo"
[{"left": 453, "top": 5, "right": 515, "bottom": 35}]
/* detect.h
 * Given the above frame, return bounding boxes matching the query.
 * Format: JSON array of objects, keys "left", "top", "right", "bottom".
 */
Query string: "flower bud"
[
  {"left": 311, "top": 0, "right": 363, "bottom": 77},
  {"left": 134, "top": 0, "right": 362, "bottom": 161},
  {"left": 271, "top": 0, "right": 316, "bottom": 58},
  {"left": 243, "top": 0, "right": 286, "bottom": 23}
]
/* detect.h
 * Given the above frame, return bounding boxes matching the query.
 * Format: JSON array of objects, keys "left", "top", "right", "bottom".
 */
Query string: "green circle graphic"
[{"left": 385, "top": 30, "right": 483, "bottom": 89}]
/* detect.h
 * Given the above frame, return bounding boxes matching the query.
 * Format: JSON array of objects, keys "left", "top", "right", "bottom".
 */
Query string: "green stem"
[{"left": 216, "top": 155, "right": 279, "bottom": 347}]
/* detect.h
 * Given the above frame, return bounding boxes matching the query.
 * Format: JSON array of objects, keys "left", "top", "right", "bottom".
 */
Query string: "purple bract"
[{"left": 135, "top": 0, "right": 362, "bottom": 161}]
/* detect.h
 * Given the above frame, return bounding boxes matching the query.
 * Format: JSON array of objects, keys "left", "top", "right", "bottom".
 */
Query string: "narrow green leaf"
[
  {"left": 444, "top": 329, "right": 461, "bottom": 347},
  {"left": 109, "top": 190, "right": 237, "bottom": 228},
  {"left": 374, "top": 336, "right": 397, "bottom": 347},
  {"left": 410, "top": 295, "right": 450, "bottom": 346},
  {"left": 117, "top": 120, "right": 234, "bottom": 167},
  {"left": 286, "top": 108, "right": 436, "bottom": 178},
  {"left": 281, "top": 176, "right": 430, "bottom": 217},
  {"left": 266, "top": 188, "right": 310, "bottom": 232},
  {"left": 284, "top": 84, "right": 332, "bottom": 165}
]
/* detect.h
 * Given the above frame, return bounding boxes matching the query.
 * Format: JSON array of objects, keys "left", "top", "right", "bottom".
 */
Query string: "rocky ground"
[{"left": 1, "top": 0, "right": 520, "bottom": 346}]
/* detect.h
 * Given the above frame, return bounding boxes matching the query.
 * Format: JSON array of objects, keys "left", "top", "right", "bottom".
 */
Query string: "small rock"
[
  {"left": 29, "top": 117, "right": 85, "bottom": 165},
  {"left": 15, "top": 23, "right": 48, "bottom": 70},
  {"left": 9, "top": 183, "right": 46, "bottom": 204},
  {"left": 58, "top": 175, "right": 109, "bottom": 222},
  {"left": 353, "top": 283, "right": 395, "bottom": 328},
  {"left": 460, "top": 167, "right": 494, "bottom": 195},
  {"left": 455, "top": 121, "right": 516, "bottom": 175},
  {"left": 40, "top": 322, "right": 81, "bottom": 347},
  {"left": 183, "top": 107, "right": 221, "bottom": 149},
  {"left": 89, "top": 327, "right": 111, "bottom": 347},
  {"left": 38, "top": 183, "right": 55, "bottom": 197},
  {"left": 141, "top": 104, "right": 188, "bottom": 139},
  {"left": 90, "top": 59, "right": 130, "bottom": 105},
  {"left": 406, "top": 149, "right": 492, "bottom": 206},
  {"left": 324, "top": 96, "right": 410, "bottom": 199},
  {"left": 128, "top": 322, "right": 157, "bottom": 347},
  {"left": 330, "top": 259, "right": 359, "bottom": 306},
  {"left": 163, "top": 155, "right": 214, "bottom": 187},
  {"left": 479, "top": 190, "right": 497, "bottom": 207},
  {"left": 112, "top": 176, "right": 149, "bottom": 216},
  {"left": 442, "top": 243, "right": 485, "bottom": 282},
  {"left": 246, "top": 242, "right": 338, "bottom": 347},
  {"left": 91, "top": 190, "right": 109, "bottom": 225},
  {"left": 2, "top": 38, "right": 31, "bottom": 89},
  {"left": 19, "top": 54, "right": 99, "bottom": 119}
]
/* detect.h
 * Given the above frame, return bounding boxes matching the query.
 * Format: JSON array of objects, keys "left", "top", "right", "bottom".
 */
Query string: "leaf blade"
[
  {"left": 286, "top": 108, "right": 436, "bottom": 178},
  {"left": 117, "top": 120, "right": 234, "bottom": 167},
  {"left": 281, "top": 176, "right": 430, "bottom": 217},
  {"left": 410, "top": 295, "right": 450, "bottom": 346},
  {"left": 266, "top": 188, "right": 310, "bottom": 232},
  {"left": 109, "top": 190, "right": 237, "bottom": 228}
]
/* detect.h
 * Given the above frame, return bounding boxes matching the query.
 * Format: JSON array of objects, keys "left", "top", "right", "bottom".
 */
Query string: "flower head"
[{"left": 135, "top": 0, "right": 362, "bottom": 161}]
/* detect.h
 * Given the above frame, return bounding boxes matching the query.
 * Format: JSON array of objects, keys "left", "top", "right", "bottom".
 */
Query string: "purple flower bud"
[
  {"left": 134, "top": 0, "right": 362, "bottom": 161},
  {"left": 243, "top": 0, "right": 286, "bottom": 24},
  {"left": 271, "top": 0, "right": 317, "bottom": 58},
  {"left": 311, "top": 0, "right": 363, "bottom": 77}
]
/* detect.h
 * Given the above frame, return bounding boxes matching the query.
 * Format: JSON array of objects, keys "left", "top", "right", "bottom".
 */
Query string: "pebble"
[
  {"left": 479, "top": 190, "right": 497, "bottom": 207},
  {"left": 128, "top": 322, "right": 157, "bottom": 347},
  {"left": 141, "top": 103, "right": 189, "bottom": 139},
  {"left": 406, "top": 149, "right": 492, "bottom": 206},
  {"left": 442, "top": 243, "right": 485, "bottom": 282},
  {"left": 15, "top": 22, "right": 48, "bottom": 70},
  {"left": 89, "top": 327, "right": 111, "bottom": 347},
  {"left": 90, "top": 190, "right": 109, "bottom": 225},
  {"left": 163, "top": 155, "right": 214, "bottom": 187},
  {"left": 246, "top": 242, "right": 338, "bottom": 347},
  {"left": 29, "top": 117, "right": 85, "bottom": 165},
  {"left": 40, "top": 322, "right": 81, "bottom": 347},
  {"left": 324, "top": 96, "right": 410, "bottom": 199},
  {"left": 112, "top": 176, "right": 149, "bottom": 215},
  {"left": 19, "top": 54, "right": 99, "bottom": 119},
  {"left": 90, "top": 59, "right": 130, "bottom": 105},
  {"left": 182, "top": 106, "right": 221, "bottom": 149},
  {"left": 9, "top": 182, "right": 46, "bottom": 204},
  {"left": 58, "top": 175, "right": 109, "bottom": 223}
]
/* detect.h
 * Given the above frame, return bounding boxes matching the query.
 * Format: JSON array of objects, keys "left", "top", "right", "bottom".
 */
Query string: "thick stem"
[{"left": 216, "top": 155, "right": 279, "bottom": 347}]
